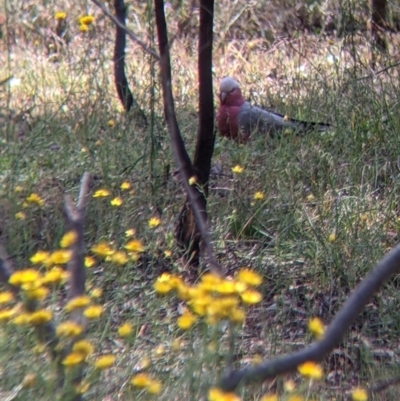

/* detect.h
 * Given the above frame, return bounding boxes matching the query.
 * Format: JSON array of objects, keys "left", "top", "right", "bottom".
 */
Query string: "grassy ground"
[{"left": 2, "top": 0, "right": 400, "bottom": 400}]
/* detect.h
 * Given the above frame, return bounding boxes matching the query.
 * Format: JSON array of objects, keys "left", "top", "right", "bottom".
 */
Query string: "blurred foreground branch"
[{"left": 220, "top": 244, "right": 400, "bottom": 391}]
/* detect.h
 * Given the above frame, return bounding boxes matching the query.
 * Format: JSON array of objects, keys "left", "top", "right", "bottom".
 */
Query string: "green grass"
[{"left": 2, "top": 0, "right": 400, "bottom": 400}]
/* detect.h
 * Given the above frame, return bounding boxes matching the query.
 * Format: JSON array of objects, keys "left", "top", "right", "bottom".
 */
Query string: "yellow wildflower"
[
  {"left": 120, "top": 181, "right": 131, "bottom": 190},
  {"left": 351, "top": 387, "right": 368, "bottom": 401},
  {"left": 297, "top": 361, "right": 323, "bottom": 380},
  {"left": 84, "top": 256, "right": 96, "bottom": 268},
  {"left": 110, "top": 250, "right": 128, "bottom": 265},
  {"left": 42, "top": 267, "right": 68, "bottom": 285},
  {"left": 13, "top": 313, "right": 31, "bottom": 326},
  {"left": 78, "top": 15, "right": 95, "bottom": 25},
  {"left": 153, "top": 344, "right": 165, "bottom": 357},
  {"left": 78, "top": 24, "right": 89, "bottom": 32},
  {"left": 308, "top": 317, "right": 325, "bottom": 339},
  {"left": 26, "top": 286, "right": 49, "bottom": 300},
  {"left": 236, "top": 268, "right": 262, "bottom": 286},
  {"left": 60, "top": 230, "right": 77, "bottom": 248},
  {"left": 93, "top": 189, "right": 110, "bottom": 198},
  {"left": 0, "top": 291, "right": 14, "bottom": 305},
  {"left": 14, "top": 185, "right": 24, "bottom": 192},
  {"left": 15, "top": 212, "right": 26, "bottom": 220},
  {"left": 231, "top": 165, "right": 243, "bottom": 174},
  {"left": 107, "top": 119, "right": 116, "bottom": 127},
  {"left": 148, "top": 217, "right": 161, "bottom": 228},
  {"left": 56, "top": 321, "right": 83, "bottom": 337},
  {"left": 208, "top": 387, "right": 241, "bottom": 401},
  {"left": 287, "top": 396, "right": 304, "bottom": 401},
  {"left": 48, "top": 249, "right": 72, "bottom": 265},
  {"left": 90, "top": 288, "right": 102, "bottom": 298},
  {"left": 28, "top": 310, "right": 53, "bottom": 325},
  {"left": 110, "top": 197, "right": 123, "bottom": 207},
  {"left": 124, "top": 240, "right": 144, "bottom": 253},
  {"left": 284, "top": 379, "right": 296, "bottom": 392},
  {"left": 260, "top": 395, "right": 278, "bottom": 401},
  {"left": 30, "top": 250, "right": 50, "bottom": 265},
  {"left": 0, "top": 309, "right": 16, "bottom": 322},
  {"left": 147, "top": 379, "right": 162, "bottom": 395},
  {"left": 65, "top": 295, "right": 91, "bottom": 312},
  {"left": 188, "top": 176, "right": 197, "bottom": 185},
  {"left": 75, "top": 381, "right": 90, "bottom": 394},
  {"left": 9, "top": 269, "right": 41, "bottom": 286},
  {"left": 177, "top": 312, "right": 197, "bottom": 330},
  {"left": 253, "top": 191, "right": 264, "bottom": 200},
  {"left": 91, "top": 241, "right": 114, "bottom": 258},
  {"left": 153, "top": 273, "right": 175, "bottom": 294},
  {"left": 131, "top": 373, "right": 151, "bottom": 388},
  {"left": 215, "top": 280, "right": 236, "bottom": 295},
  {"left": 229, "top": 308, "right": 246, "bottom": 324},
  {"left": 118, "top": 323, "right": 133, "bottom": 337},
  {"left": 93, "top": 354, "right": 115, "bottom": 369},
  {"left": 240, "top": 289, "right": 262, "bottom": 305},
  {"left": 125, "top": 228, "right": 135, "bottom": 237},
  {"left": 306, "top": 194, "right": 315, "bottom": 202},
  {"left": 62, "top": 352, "right": 85, "bottom": 366},
  {"left": 83, "top": 305, "right": 103, "bottom": 319},
  {"left": 328, "top": 233, "right": 336, "bottom": 242},
  {"left": 26, "top": 193, "right": 44, "bottom": 206},
  {"left": 55, "top": 11, "right": 67, "bottom": 20},
  {"left": 72, "top": 340, "right": 94, "bottom": 357}
]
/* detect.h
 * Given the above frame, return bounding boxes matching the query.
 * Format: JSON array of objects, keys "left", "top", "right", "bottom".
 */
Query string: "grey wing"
[
  {"left": 238, "top": 103, "right": 330, "bottom": 137},
  {"left": 237, "top": 103, "right": 297, "bottom": 136}
]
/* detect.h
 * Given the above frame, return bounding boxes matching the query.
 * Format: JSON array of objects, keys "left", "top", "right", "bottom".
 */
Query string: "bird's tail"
[{"left": 285, "top": 117, "right": 331, "bottom": 135}]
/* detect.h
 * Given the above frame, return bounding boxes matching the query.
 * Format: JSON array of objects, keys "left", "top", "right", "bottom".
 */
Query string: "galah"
[{"left": 217, "top": 76, "right": 330, "bottom": 142}]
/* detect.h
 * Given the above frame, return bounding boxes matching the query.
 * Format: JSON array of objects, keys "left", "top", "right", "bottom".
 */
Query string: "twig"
[
  {"left": 220, "top": 244, "right": 400, "bottom": 391},
  {"left": 356, "top": 60, "right": 400, "bottom": 81},
  {"left": 90, "top": 0, "right": 160, "bottom": 60}
]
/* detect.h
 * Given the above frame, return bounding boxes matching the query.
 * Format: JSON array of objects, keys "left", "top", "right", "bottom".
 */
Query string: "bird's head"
[{"left": 219, "top": 77, "right": 245, "bottom": 107}]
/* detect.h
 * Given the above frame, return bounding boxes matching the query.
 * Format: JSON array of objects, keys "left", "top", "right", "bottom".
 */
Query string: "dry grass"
[{"left": 2, "top": 0, "right": 400, "bottom": 400}]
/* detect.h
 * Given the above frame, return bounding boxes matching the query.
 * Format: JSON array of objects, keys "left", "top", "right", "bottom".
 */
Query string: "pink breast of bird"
[{"left": 217, "top": 87, "right": 246, "bottom": 141}]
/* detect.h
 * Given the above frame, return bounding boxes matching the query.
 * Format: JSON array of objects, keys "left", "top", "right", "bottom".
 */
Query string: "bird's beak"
[{"left": 220, "top": 91, "right": 227, "bottom": 103}]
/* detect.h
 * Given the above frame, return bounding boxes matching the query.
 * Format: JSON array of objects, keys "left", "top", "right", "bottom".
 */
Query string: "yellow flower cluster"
[
  {"left": 153, "top": 268, "right": 263, "bottom": 327},
  {"left": 30, "top": 243, "right": 74, "bottom": 267},
  {"left": 90, "top": 238, "right": 144, "bottom": 265},
  {"left": 64, "top": 295, "right": 103, "bottom": 319},
  {"left": 62, "top": 339, "right": 95, "bottom": 367},
  {"left": 25, "top": 193, "right": 45, "bottom": 207},
  {"left": 9, "top": 265, "right": 69, "bottom": 300},
  {"left": 78, "top": 15, "right": 95, "bottom": 33}
]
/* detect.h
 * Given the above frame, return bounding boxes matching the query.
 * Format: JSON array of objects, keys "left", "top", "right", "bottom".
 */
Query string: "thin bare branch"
[
  {"left": 113, "top": 0, "right": 134, "bottom": 111},
  {"left": 369, "top": 374, "right": 400, "bottom": 394},
  {"left": 90, "top": 0, "right": 160, "bottom": 60},
  {"left": 154, "top": 0, "right": 222, "bottom": 276},
  {"left": 220, "top": 244, "right": 400, "bottom": 391},
  {"left": 64, "top": 172, "right": 91, "bottom": 300}
]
